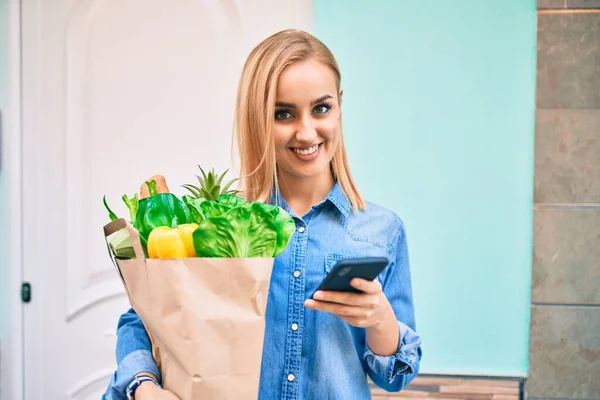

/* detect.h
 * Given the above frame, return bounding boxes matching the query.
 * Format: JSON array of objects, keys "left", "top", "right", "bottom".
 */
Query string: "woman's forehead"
[{"left": 276, "top": 59, "right": 338, "bottom": 100}]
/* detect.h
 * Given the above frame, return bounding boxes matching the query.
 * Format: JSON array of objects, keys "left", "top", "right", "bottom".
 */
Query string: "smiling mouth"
[{"left": 290, "top": 143, "right": 321, "bottom": 155}]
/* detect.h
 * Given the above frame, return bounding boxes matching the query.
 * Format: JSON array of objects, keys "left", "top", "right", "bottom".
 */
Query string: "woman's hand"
[
  {"left": 304, "top": 278, "right": 393, "bottom": 328},
  {"left": 135, "top": 382, "right": 180, "bottom": 400},
  {"left": 133, "top": 374, "right": 179, "bottom": 400},
  {"left": 304, "top": 278, "right": 400, "bottom": 356}
]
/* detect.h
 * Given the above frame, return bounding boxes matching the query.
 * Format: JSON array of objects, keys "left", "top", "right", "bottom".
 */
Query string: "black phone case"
[{"left": 310, "top": 257, "right": 389, "bottom": 298}]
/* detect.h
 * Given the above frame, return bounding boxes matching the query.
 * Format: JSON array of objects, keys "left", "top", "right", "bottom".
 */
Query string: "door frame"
[{"left": 0, "top": 1, "right": 24, "bottom": 399}]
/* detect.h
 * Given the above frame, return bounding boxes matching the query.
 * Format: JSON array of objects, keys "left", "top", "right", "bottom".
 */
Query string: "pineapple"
[{"left": 182, "top": 166, "right": 240, "bottom": 201}]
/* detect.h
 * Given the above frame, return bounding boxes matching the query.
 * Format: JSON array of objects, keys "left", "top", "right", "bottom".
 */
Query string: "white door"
[{"left": 20, "top": 1, "right": 312, "bottom": 398}]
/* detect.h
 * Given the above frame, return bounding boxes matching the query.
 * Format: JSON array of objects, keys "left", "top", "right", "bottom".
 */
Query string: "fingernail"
[
  {"left": 352, "top": 279, "right": 360, "bottom": 286},
  {"left": 305, "top": 299, "right": 315, "bottom": 307},
  {"left": 313, "top": 291, "right": 324, "bottom": 300}
]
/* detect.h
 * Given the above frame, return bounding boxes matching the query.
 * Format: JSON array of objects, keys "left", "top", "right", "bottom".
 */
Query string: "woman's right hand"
[{"left": 135, "top": 382, "right": 180, "bottom": 400}]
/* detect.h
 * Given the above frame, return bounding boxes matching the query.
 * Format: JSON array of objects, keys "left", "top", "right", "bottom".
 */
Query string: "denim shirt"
[{"left": 102, "top": 183, "right": 422, "bottom": 399}]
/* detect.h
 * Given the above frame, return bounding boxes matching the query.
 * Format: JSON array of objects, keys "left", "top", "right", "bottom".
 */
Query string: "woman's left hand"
[{"left": 304, "top": 278, "right": 394, "bottom": 328}]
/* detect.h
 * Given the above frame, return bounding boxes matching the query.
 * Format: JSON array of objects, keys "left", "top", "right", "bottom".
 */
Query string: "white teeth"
[{"left": 293, "top": 145, "right": 319, "bottom": 155}]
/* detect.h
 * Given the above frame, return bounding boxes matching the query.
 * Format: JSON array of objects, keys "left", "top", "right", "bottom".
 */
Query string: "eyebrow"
[{"left": 275, "top": 95, "right": 333, "bottom": 108}]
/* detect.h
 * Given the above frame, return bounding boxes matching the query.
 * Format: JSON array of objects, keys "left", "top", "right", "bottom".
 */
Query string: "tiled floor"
[{"left": 371, "top": 375, "right": 522, "bottom": 400}]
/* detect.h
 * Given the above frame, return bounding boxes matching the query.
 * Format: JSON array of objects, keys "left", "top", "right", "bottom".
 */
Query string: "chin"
[{"left": 281, "top": 164, "right": 331, "bottom": 180}]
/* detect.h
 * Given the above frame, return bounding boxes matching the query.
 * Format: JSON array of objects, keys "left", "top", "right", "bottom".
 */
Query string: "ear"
[{"left": 339, "top": 88, "right": 344, "bottom": 105}]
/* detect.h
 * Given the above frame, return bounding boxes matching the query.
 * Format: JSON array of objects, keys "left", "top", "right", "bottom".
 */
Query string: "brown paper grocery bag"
[{"left": 104, "top": 218, "right": 274, "bottom": 400}]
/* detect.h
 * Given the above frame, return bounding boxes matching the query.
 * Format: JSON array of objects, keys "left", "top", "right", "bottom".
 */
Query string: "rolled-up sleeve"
[
  {"left": 363, "top": 320, "right": 422, "bottom": 383},
  {"left": 102, "top": 308, "right": 160, "bottom": 400},
  {"left": 364, "top": 218, "right": 422, "bottom": 392}
]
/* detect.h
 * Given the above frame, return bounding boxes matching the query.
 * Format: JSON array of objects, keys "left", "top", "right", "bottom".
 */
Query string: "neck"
[{"left": 277, "top": 169, "right": 335, "bottom": 217}]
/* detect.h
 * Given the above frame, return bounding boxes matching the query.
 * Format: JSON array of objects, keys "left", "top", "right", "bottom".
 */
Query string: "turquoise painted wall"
[{"left": 314, "top": 0, "right": 536, "bottom": 376}]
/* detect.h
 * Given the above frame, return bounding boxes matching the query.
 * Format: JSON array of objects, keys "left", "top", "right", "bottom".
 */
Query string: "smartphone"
[{"left": 310, "top": 257, "right": 390, "bottom": 299}]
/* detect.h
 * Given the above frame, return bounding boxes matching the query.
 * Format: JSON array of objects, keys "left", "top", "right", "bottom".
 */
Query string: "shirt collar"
[
  {"left": 325, "top": 181, "right": 351, "bottom": 218},
  {"left": 269, "top": 181, "right": 351, "bottom": 219}
]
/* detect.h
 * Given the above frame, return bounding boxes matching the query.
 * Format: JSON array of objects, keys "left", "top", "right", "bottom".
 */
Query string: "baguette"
[{"left": 140, "top": 174, "right": 170, "bottom": 198}]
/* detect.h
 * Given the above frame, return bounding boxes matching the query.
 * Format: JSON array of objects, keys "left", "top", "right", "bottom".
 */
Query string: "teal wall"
[{"left": 314, "top": 0, "right": 536, "bottom": 376}]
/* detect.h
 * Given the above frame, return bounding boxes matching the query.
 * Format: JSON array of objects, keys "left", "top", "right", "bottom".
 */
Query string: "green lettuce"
[
  {"left": 182, "top": 195, "right": 207, "bottom": 222},
  {"left": 271, "top": 206, "right": 296, "bottom": 256},
  {"left": 193, "top": 203, "right": 276, "bottom": 257},
  {"left": 217, "top": 193, "right": 248, "bottom": 209},
  {"left": 192, "top": 197, "right": 295, "bottom": 258}
]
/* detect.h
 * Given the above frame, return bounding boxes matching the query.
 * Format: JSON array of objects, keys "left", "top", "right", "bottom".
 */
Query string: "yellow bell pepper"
[{"left": 147, "top": 223, "right": 198, "bottom": 258}]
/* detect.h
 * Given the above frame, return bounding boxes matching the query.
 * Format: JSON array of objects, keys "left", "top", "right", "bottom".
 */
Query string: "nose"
[{"left": 295, "top": 114, "right": 317, "bottom": 143}]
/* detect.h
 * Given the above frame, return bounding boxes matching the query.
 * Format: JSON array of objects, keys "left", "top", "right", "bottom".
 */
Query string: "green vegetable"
[
  {"left": 221, "top": 195, "right": 293, "bottom": 256},
  {"left": 107, "top": 228, "right": 135, "bottom": 259},
  {"left": 199, "top": 200, "right": 232, "bottom": 219},
  {"left": 271, "top": 205, "right": 296, "bottom": 256},
  {"left": 182, "top": 195, "right": 206, "bottom": 223},
  {"left": 134, "top": 180, "right": 192, "bottom": 250},
  {"left": 103, "top": 193, "right": 139, "bottom": 224},
  {"left": 217, "top": 193, "right": 248, "bottom": 209},
  {"left": 192, "top": 198, "right": 295, "bottom": 258},
  {"left": 102, "top": 196, "right": 135, "bottom": 259},
  {"left": 193, "top": 202, "right": 278, "bottom": 257},
  {"left": 186, "top": 193, "right": 247, "bottom": 221},
  {"left": 103, "top": 195, "right": 118, "bottom": 221},
  {"left": 102, "top": 170, "right": 295, "bottom": 259},
  {"left": 122, "top": 193, "right": 139, "bottom": 223},
  {"left": 188, "top": 193, "right": 294, "bottom": 256},
  {"left": 182, "top": 166, "right": 239, "bottom": 200}
]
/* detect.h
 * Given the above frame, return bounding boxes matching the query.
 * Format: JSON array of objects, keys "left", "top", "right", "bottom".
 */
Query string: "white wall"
[
  {"left": 12, "top": 1, "right": 313, "bottom": 398},
  {"left": 0, "top": 0, "right": 24, "bottom": 399},
  {"left": 0, "top": 0, "right": 8, "bottom": 341}
]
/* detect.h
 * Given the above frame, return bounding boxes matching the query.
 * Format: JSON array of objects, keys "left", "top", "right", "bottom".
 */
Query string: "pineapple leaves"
[
  {"left": 182, "top": 166, "right": 239, "bottom": 200},
  {"left": 221, "top": 177, "right": 239, "bottom": 195},
  {"left": 210, "top": 185, "right": 221, "bottom": 200},
  {"left": 216, "top": 169, "right": 228, "bottom": 186},
  {"left": 181, "top": 184, "right": 202, "bottom": 198}
]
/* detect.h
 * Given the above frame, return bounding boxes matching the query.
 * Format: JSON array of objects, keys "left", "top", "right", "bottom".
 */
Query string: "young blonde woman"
[{"left": 103, "top": 29, "right": 422, "bottom": 400}]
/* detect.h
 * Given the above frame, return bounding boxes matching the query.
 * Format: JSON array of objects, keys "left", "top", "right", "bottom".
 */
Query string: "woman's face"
[{"left": 273, "top": 58, "right": 342, "bottom": 182}]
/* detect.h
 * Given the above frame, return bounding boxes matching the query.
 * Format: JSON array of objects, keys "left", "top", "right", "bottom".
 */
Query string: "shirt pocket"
[{"left": 325, "top": 253, "right": 359, "bottom": 274}]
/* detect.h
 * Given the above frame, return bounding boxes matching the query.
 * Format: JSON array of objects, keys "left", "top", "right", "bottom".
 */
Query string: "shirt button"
[
  {"left": 291, "top": 323, "right": 299, "bottom": 331},
  {"left": 297, "top": 226, "right": 306, "bottom": 233},
  {"left": 287, "top": 373, "right": 295, "bottom": 382},
  {"left": 293, "top": 270, "right": 301, "bottom": 278}
]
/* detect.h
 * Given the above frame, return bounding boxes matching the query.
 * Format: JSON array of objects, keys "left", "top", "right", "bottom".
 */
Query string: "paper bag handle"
[{"left": 103, "top": 218, "right": 146, "bottom": 261}]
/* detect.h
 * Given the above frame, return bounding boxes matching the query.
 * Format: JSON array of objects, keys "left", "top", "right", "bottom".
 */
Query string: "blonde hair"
[{"left": 233, "top": 29, "right": 366, "bottom": 212}]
